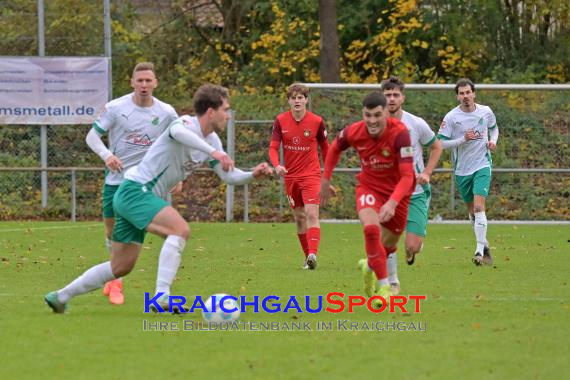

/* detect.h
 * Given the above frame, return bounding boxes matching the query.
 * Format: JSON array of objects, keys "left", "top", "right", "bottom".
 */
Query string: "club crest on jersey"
[
  {"left": 400, "top": 146, "right": 414, "bottom": 158},
  {"left": 382, "top": 149, "right": 390, "bottom": 157},
  {"left": 152, "top": 116, "right": 160, "bottom": 125},
  {"left": 293, "top": 136, "right": 301, "bottom": 145},
  {"left": 304, "top": 130, "right": 310, "bottom": 137}
]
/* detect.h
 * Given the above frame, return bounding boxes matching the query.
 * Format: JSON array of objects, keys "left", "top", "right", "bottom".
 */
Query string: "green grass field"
[{"left": 0, "top": 222, "right": 568, "bottom": 379}]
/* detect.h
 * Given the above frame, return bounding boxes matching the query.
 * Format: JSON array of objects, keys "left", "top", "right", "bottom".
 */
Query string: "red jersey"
[
  {"left": 269, "top": 110, "right": 329, "bottom": 179},
  {"left": 324, "top": 118, "right": 415, "bottom": 202}
]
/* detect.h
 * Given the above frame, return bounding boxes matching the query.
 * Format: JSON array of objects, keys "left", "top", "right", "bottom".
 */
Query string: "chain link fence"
[{"left": 0, "top": 87, "right": 569, "bottom": 221}]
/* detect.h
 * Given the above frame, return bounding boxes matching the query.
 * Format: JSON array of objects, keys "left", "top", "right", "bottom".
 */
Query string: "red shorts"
[
  {"left": 355, "top": 184, "right": 410, "bottom": 235},
  {"left": 285, "top": 177, "right": 321, "bottom": 209}
]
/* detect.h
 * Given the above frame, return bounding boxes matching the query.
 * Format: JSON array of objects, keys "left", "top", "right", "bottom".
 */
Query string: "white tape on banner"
[{"left": 0, "top": 57, "right": 109, "bottom": 125}]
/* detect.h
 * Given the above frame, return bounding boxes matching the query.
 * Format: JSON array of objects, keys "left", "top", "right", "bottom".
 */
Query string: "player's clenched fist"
[{"left": 252, "top": 162, "right": 274, "bottom": 178}]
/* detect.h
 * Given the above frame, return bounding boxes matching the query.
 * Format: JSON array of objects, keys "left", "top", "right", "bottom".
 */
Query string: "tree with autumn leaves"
[{"left": 0, "top": 0, "right": 568, "bottom": 93}]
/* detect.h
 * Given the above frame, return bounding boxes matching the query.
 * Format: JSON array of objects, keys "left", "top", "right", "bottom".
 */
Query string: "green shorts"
[
  {"left": 455, "top": 167, "right": 492, "bottom": 203},
  {"left": 112, "top": 180, "right": 168, "bottom": 244},
  {"left": 102, "top": 184, "right": 120, "bottom": 218},
  {"left": 406, "top": 188, "right": 431, "bottom": 237}
]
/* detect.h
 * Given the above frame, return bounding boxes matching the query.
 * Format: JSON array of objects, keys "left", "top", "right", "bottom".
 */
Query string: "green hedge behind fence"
[{"left": 0, "top": 90, "right": 568, "bottom": 221}]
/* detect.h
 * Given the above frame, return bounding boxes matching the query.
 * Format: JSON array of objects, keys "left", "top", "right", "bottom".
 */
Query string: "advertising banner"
[{"left": 0, "top": 57, "right": 109, "bottom": 125}]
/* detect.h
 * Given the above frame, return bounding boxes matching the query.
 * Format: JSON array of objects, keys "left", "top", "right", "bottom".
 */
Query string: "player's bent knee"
[
  {"left": 406, "top": 242, "right": 421, "bottom": 255},
  {"left": 112, "top": 261, "right": 135, "bottom": 277},
  {"left": 294, "top": 213, "right": 306, "bottom": 224},
  {"left": 405, "top": 236, "right": 423, "bottom": 254},
  {"left": 177, "top": 224, "right": 190, "bottom": 240}
]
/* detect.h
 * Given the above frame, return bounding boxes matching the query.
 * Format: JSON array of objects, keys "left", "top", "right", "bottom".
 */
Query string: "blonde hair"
[{"left": 132, "top": 62, "right": 155, "bottom": 76}]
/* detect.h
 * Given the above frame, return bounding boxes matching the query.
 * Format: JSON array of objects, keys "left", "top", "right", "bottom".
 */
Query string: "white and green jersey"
[
  {"left": 401, "top": 111, "right": 436, "bottom": 196},
  {"left": 124, "top": 115, "right": 222, "bottom": 199},
  {"left": 438, "top": 104, "right": 497, "bottom": 176},
  {"left": 92, "top": 93, "right": 178, "bottom": 185}
]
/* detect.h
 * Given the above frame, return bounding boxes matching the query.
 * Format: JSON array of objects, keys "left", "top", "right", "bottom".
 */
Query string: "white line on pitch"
[{"left": 0, "top": 224, "right": 102, "bottom": 233}]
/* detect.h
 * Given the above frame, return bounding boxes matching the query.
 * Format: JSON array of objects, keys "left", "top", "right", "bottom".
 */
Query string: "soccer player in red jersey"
[
  {"left": 321, "top": 91, "right": 415, "bottom": 307},
  {"left": 269, "top": 83, "right": 331, "bottom": 270}
]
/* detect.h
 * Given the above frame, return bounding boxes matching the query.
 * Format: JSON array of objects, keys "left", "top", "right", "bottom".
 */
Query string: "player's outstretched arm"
[
  {"left": 86, "top": 128, "right": 123, "bottom": 172},
  {"left": 210, "top": 151, "right": 234, "bottom": 172},
  {"left": 170, "top": 122, "right": 216, "bottom": 154},
  {"left": 169, "top": 122, "right": 234, "bottom": 171},
  {"left": 212, "top": 162, "right": 273, "bottom": 185},
  {"left": 251, "top": 162, "right": 274, "bottom": 179},
  {"left": 438, "top": 134, "right": 467, "bottom": 149}
]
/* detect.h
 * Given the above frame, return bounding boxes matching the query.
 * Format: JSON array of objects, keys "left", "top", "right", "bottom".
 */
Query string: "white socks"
[
  {"left": 377, "top": 278, "right": 389, "bottom": 287},
  {"left": 155, "top": 235, "right": 186, "bottom": 296},
  {"left": 387, "top": 253, "right": 399, "bottom": 283},
  {"left": 58, "top": 262, "right": 115, "bottom": 303},
  {"left": 474, "top": 211, "right": 488, "bottom": 253}
]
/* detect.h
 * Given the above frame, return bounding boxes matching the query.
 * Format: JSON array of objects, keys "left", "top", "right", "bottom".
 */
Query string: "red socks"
[
  {"left": 363, "top": 225, "right": 387, "bottom": 280},
  {"left": 298, "top": 233, "right": 309, "bottom": 257},
  {"left": 384, "top": 245, "right": 397, "bottom": 257},
  {"left": 306, "top": 227, "right": 320, "bottom": 256}
]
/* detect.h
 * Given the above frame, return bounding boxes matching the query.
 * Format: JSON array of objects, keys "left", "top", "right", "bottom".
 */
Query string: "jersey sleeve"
[
  {"left": 395, "top": 129, "right": 413, "bottom": 164},
  {"left": 168, "top": 105, "right": 179, "bottom": 122},
  {"left": 418, "top": 118, "right": 436, "bottom": 147},
  {"left": 322, "top": 139, "right": 341, "bottom": 180},
  {"left": 317, "top": 119, "right": 329, "bottom": 162},
  {"left": 487, "top": 108, "right": 497, "bottom": 129},
  {"left": 268, "top": 117, "right": 282, "bottom": 166},
  {"left": 92, "top": 103, "right": 115, "bottom": 135},
  {"left": 323, "top": 126, "right": 352, "bottom": 180},
  {"left": 390, "top": 129, "right": 415, "bottom": 203},
  {"left": 206, "top": 133, "right": 225, "bottom": 168},
  {"left": 270, "top": 118, "right": 283, "bottom": 143},
  {"left": 335, "top": 126, "right": 352, "bottom": 152},
  {"left": 437, "top": 113, "right": 453, "bottom": 140}
]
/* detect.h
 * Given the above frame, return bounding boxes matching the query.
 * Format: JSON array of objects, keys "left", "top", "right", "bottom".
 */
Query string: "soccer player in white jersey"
[
  {"left": 438, "top": 78, "right": 499, "bottom": 266},
  {"left": 45, "top": 84, "right": 273, "bottom": 313},
  {"left": 85, "top": 62, "right": 178, "bottom": 305},
  {"left": 379, "top": 76, "right": 443, "bottom": 294}
]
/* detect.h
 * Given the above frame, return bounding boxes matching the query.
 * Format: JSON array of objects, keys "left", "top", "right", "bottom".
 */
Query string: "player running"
[
  {"left": 86, "top": 62, "right": 178, "bottom": 305},
  {"left": 321, "top": 91, "right": 415, "bottom": 308},
  {"left": 381, "top": 76, "right": 443, "bottom": 294},
  {"left": 46, "top": 84, "right": 273, "bottom": 313},
  {"left": 438, "top": 78, "right": 499, "bottom": 266}
]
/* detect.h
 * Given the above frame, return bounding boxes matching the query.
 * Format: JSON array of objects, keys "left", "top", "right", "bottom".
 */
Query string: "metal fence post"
[
  {"left": 38, "top": 0, "right": 49, "bottom": 209},
  {"left": 450, "top": 173, "right": 455, "bottom": 215},
  {"left": 103, "top": 0, "right": 112, "bottom": 100},
  {"left": 279, "top": 144, "right": 284, "bottom": 215},
  {"left": 71, "top": 169, "right": 77, "bottom": 222},
  {"left": 226, "top": 110, "right": 235, "bottom": 222},
  {"left": 244, "top": 183, "right": 249, "bottom": 223}
]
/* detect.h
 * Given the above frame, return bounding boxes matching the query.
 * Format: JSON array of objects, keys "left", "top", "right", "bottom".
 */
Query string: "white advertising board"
[{"left": 0, "top": 57, "right": 109, "bottom": 125}]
